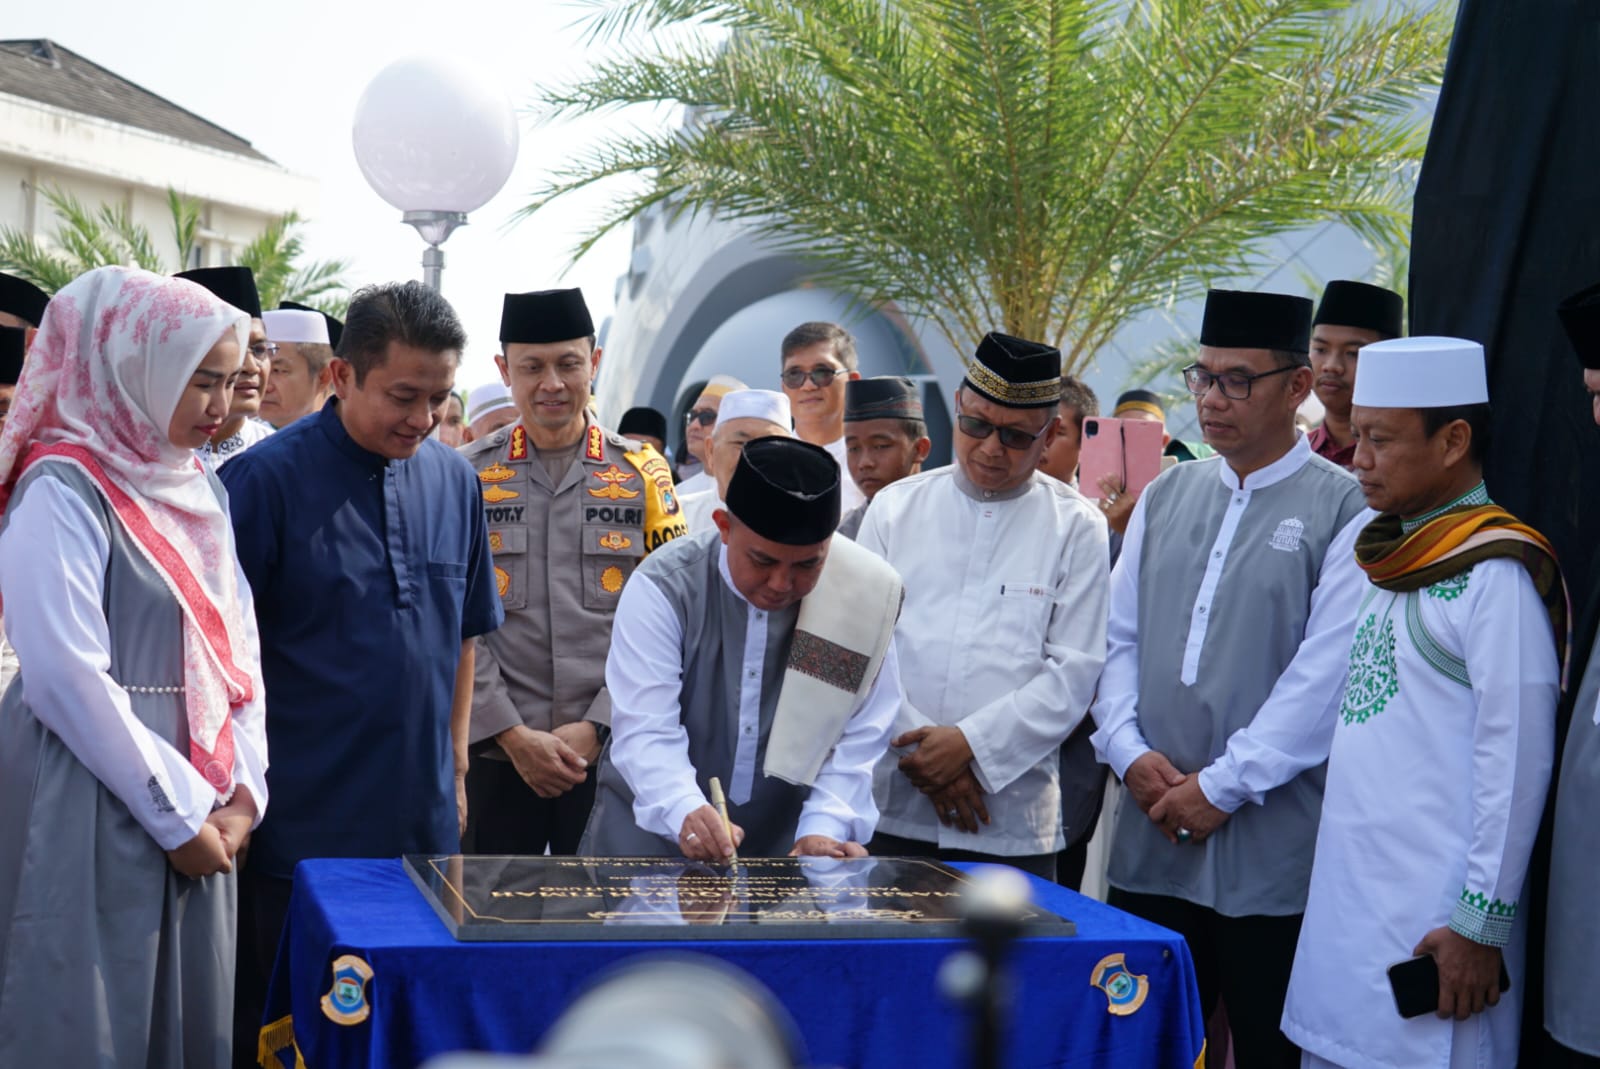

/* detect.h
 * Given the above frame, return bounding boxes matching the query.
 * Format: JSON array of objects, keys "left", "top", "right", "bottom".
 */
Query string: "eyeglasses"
[
  {"left": 1181, "top": 362, "right": 1299, "bottom": 401},
  {"left": 955, "top": 404, "right": 1051, "bottom": 451},
  {"left": 685, "top": 408, "right": 717, "bottom": 428},
  {"left": 781, "top": 367, "right": 843, "bottom": 389},
  {"left": 249, "top": 342, "right": 280, "bottom": 360}
]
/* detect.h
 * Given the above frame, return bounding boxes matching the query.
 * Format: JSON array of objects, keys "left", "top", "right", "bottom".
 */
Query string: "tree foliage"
[
  {"left": 0, "top": 186, "right": 351, "bottom": 313},
  {"left": 523, "top": 0, "right": 1451, "bottom": 374}
]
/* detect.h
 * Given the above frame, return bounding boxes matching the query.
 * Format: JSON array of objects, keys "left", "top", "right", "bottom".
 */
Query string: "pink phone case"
[{"left": 1078, "top": 417, "right": 1165, "bottom": 500}]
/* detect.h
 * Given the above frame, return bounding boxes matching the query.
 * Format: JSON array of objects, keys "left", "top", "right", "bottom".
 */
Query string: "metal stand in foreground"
[{"left": 938, "top": 864, "right": 1033, "bottom": 1069}]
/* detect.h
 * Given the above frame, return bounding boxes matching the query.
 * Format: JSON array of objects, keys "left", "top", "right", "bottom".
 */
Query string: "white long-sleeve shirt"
[
  {"left": 856, "top": 466, "right": 1109, "bottom": 855},
  {"left": 0, "top": 474, "right": 268, "bottom": 850},
  {"left": 605, "top": 543, "right": 900, "bottom": 846}
]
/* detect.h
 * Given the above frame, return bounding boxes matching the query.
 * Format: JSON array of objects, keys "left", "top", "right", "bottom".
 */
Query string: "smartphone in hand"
[
  {"left": 1387, "top": 954, "right": 1511, "bottom": 1019},
  {"left": 1078, "top": 416, "right": 1165, "bottom": 501}
]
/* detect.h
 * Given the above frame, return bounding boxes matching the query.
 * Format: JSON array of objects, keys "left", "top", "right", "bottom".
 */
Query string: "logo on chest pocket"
[{"left": 1268, "top": 517, "right": 1305, "bottom": 552}]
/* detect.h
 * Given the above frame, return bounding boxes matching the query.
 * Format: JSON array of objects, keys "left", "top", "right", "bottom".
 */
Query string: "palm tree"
[
  {"left": 522, "top": 0, "right": 1452, "bottom": 375},
  {"left": 0, "top": 186, "right": 350, "bottom": 314}
]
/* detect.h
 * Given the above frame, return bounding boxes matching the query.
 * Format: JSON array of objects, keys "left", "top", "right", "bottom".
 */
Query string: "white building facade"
[{"left": 0, "top": 39, "right": 316, "bottom": 273}]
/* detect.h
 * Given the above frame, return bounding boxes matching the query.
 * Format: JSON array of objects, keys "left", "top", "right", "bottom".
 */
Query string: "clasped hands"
[
  {"left": 895, "top": 726, "right": 991, "bottom": 834},
  {"left": 167, "top": 794, "right": 256, "bottom": 879},
  {"left": 497, "top": 722, "right": 600, "bottom": 799},
  {"left": 1127, "top": 751, "right": 1227, "bottom": 844}
]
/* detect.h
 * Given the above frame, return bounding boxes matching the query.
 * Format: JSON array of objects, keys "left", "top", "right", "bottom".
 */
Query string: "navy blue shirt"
[{"left": 221, "top": 400, "right": 503, "bottom": 878}]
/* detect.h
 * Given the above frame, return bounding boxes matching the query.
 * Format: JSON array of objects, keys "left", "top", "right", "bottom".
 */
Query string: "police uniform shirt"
[{"left": 463, "top": 415, "right": 687, "bottom": 750}]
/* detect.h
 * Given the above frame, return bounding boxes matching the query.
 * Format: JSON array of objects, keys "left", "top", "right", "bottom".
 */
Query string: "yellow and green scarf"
[{"left": 1355, "top": 503, "right": 1570, "bottom": 687}]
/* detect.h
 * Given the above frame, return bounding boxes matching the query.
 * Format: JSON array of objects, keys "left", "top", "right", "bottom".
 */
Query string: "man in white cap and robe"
[
  {"left": 1282, "top": 337, "right": 1565, "bottom": 1069},
  {"left": 259, "top": 307, "right": 334, "bottom": 429},
  {"left": 679, "top": 389, "right": 792, "bottom": 534},
  {"left": 580, "top": 435, "right": 904, "bottom": 859}
]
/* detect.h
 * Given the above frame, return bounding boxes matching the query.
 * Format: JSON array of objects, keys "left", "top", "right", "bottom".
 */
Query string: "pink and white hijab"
[{"left": 0, "top": 266, "right": 261, "bottom": 800}]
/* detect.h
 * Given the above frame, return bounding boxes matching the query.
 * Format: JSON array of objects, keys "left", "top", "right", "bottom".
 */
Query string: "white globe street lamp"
[{"left": 352, "top": 55, "right": 520, "bottom": 292}]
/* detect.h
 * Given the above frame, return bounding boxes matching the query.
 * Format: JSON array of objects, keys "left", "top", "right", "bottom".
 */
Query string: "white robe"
[
  {"left": 680, "top": 488, "right": 723, "bottom": 536},
  {"left": 855, "top": 466, "right": 1108, "bottom": 855},
  {"left": 1281, "top": 558, "right": 1557, "bottom": 1069}
]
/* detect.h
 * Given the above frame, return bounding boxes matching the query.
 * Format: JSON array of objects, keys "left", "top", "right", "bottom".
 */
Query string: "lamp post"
[{"left": 351, "top": 55, "right": 519, "bottom": 292}]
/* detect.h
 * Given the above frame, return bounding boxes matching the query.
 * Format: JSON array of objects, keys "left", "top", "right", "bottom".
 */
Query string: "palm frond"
[
  {"left": 168, "top": 189, "right": 204, "bottom": 269},
  {"left": 0, "top": 229, "right": 79, "bottom": 294},
  {"left": 523, "top": 0, "right": 1451, "bottom": 372}
]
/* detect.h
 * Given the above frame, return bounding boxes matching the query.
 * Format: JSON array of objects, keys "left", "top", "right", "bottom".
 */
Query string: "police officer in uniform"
[{"left": 461, "top": 288, "right": 687, "bottom": 854}]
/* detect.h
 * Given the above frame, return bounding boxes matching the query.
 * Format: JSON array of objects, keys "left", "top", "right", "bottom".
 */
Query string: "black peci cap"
[{"left": 725, "top": 436, "right": 841, "bottom": 546}]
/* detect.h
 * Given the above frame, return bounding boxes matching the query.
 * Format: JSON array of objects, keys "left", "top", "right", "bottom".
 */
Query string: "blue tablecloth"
[{"left": 260, "top": 858, "right": 1203, "bottom": 1069}]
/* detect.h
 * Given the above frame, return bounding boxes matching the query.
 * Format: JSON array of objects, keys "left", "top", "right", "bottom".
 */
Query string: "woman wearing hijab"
[{"left": 0, "top": 266, "right": 269, "bottom": 1065}]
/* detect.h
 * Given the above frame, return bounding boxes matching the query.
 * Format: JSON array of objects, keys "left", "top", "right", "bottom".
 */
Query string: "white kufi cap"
[
  {"left": 260, "top": 309, "right": 330, "bottom": 345},
  {"left": 715, "top": 389, "right": 791, "bottom": 430},
  {"left": 1352, "top": 336, "right": 1488, "bottom": 408},
  {"left": 467, "top": 381, "right": 516, "bottom": 422}
]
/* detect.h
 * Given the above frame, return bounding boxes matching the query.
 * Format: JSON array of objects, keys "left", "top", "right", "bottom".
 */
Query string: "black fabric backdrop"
[
  {"left": 1411, "top": 0, "right": 1600, "bottom": 602},
  {"left": 1407, "top": 2, "right": 1600, "bottom": 1058}
]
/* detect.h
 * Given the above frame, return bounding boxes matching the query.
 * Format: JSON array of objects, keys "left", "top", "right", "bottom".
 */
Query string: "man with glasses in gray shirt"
[{"left": 1091, "top": 289, "right": 1368, "bottom": 1068}]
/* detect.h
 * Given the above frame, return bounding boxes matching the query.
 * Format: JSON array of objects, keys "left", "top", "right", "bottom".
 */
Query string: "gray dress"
[{"left": 0, "top": 462, "right": 235, "bottom": 1067}]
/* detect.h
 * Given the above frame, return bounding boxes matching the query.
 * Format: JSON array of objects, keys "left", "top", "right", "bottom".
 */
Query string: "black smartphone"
[{"left": 1387, "top": 954, "right": 1512, "bottom": 1019}]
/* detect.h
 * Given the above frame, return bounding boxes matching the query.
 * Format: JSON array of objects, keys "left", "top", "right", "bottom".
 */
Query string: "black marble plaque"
[{"left": 404, "top": 855, "right": 1076, "bottom": 941}]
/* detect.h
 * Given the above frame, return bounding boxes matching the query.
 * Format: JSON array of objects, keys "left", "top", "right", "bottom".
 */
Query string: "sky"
[{"left": 9, "top": 0, "right": 675, "bottom": 390}]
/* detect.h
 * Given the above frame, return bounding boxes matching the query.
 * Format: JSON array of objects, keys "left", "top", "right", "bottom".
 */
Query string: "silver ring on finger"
[
  {"left": 685, "top": 832, "right": 699, "bottom": 841},
  {"left": 946, "top": 808, "right": 958, "bottom": 818},
  {"left": 1176, "top": 827, "right": 1193, "bottom": 843}
]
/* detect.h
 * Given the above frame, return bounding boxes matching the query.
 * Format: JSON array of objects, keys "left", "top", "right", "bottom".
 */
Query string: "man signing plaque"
[{"left": 581, "top": 436, "right": 906, "bottom": 860}]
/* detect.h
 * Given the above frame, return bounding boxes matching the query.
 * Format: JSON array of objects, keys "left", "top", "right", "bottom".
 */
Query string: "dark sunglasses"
[
  {"left": 781, "top": 367, "right": 843, "bottom": 389},
  {"left": 685, "top": 409, "right": 717, "bottom": 427},
  {"left": 956, "top": 408, "right": 1051, "bottom": 450}
]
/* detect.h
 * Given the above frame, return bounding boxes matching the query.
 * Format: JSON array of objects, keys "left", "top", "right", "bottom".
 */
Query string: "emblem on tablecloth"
[
  {"left": 320, "top": 953, "right": 374, "bottom": 1025},
  {"left": 1090, "top": 952, "right": 1148, "bottom": 1016}
]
